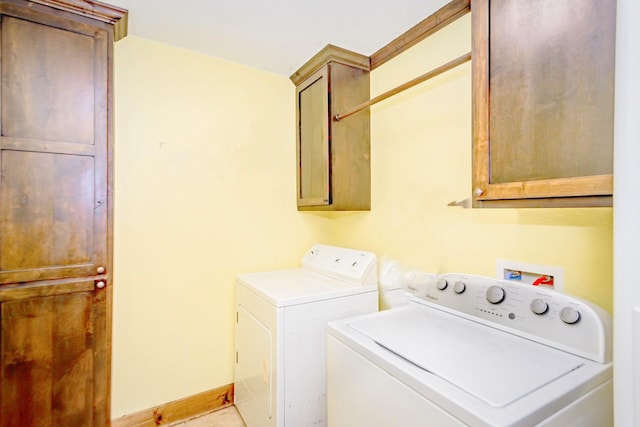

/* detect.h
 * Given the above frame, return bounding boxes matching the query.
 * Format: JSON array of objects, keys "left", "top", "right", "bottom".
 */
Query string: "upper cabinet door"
[
  {"left": 472, "top": 0, "right": 616, "bottom": 207},
  {"left": 296, "top": 67, "right": 331, "bottom": 207},
  {"left": 0, "top": 6, "right": 109, "bottom": 284}
]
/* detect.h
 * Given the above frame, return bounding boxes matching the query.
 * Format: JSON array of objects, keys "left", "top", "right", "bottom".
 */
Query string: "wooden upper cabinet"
[
  {"left": 471, "top": 0, "right": 616, "bottom": 207},
  {"left": 291, "top": 45, "right": 371, "bottom": 211},
  {"left": 0, "top": 4, "right": 110, "bottom": 284}
]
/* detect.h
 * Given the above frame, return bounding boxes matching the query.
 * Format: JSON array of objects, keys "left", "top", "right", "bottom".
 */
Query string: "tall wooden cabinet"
[
  {"left": 472, "top": 0, "right": 616, "bottom": 207},
  {"left": 0, "top": 1, "right": 126, "bottom": 425},
  {"left": 291, "top": 45, "right": 371, "bottom": 211}
]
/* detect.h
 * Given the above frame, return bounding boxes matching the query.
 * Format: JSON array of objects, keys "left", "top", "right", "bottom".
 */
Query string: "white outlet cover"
[{"left": 496, "top": 259, "right": 564, "bottom": 293}]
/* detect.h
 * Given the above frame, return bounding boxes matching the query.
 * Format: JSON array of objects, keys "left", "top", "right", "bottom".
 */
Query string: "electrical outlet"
[{"left": 496, "top": 260, "right": 564, "bottom": 292}]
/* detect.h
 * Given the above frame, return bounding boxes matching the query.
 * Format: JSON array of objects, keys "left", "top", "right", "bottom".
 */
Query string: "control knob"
[
  {"left": 560, "top": 306, "right": 581, "bottom": 324},
  {"left": 453, "top": 281, "right": 466, "bottom": 294},
  {"left": 436, "top": 278, "right": 448, "bottom": 290},
  {"left": 486, "top": 285, "right": 505, "bottom": 304},
  {"left": 530, "top": 298, "right": 549, "bottom": 315}
]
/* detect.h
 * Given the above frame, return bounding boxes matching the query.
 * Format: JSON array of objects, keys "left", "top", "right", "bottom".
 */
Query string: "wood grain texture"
[
  {"left": 476, "top": 195, "right": 613, "bottom": 209},
  {"left": 327, "top": 62, "right": 371, "bottom": 211},
  {"left": 293, "top": 48, "right": 371, "bottom": 211},
  {"left": 471, "top": 0, "right": 490, "bottom": 207},
  {"left": 289, "top": 44, "right": 369, "bottom": 85},
  {"left": 489, "top": 0, "right": 615, "bottom": 183},
  {"left": 0, "top": 1, "right": 117, "bottom": 425},
  {"left": 297, "top": 68, "right": 330, "bottom": 206},
  {"left": 0, "top": 138, "right": 98, "bottom": 156},
  {"left": 0, "top": 8, "right": 109, "bottom": 285},
  {"left": 370, "top": 0, "right": 470, "bottom": 69},
  {"left": 0, "top": 278, "right": 96, "bottom": 302},
  {"left": 27, "top": 0, "right": 128, "bottom": 40},
  {"left": 0, "top": 151, "right": 94, "bottom": 268},
  {"left": 3, "top": 15, "right": 94, "bottom": 144},
  {"left": 111, "top": 385, "right": 235, "bottom": 427},
  {"left": 478, "top": 175, "right": 613, "bottom": 201},
  {"left": 471, "top": 0, "right": 615, "bottom": 207},
  {"left": 0, "top": 291, "right": 100, "bottom": 427}
]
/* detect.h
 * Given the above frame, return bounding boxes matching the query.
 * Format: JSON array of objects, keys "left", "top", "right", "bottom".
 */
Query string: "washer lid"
[{"left": 349, "top": 305, "right": 585, "bottom": 408}]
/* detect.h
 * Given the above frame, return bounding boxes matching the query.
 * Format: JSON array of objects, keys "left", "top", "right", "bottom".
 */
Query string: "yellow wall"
[
  {"left": 112, "top": 13, "right": 612, "bottom": 419},
  {"left": 112, "top": 36, "right": 329, "bottom": 418}
]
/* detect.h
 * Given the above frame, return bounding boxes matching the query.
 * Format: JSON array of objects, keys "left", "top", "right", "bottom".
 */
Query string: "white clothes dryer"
[
  {"left": 327, "top": 273, "right": 613, "bottom": 427},
  {"left": 234, "top": 244, "right": 378, "bottom": 427}
]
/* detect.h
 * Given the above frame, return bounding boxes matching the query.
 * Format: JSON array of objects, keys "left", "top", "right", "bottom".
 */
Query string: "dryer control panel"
[
  {"left": 413, "top": 273, "right": 612, "bottom": 364},
  {"left": 302, "top": 244, "right": 377, "bottom": 286}
]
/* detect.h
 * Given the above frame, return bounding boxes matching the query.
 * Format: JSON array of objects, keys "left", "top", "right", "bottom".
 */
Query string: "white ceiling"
[{"left": 113, "top": 0, "right": 451, "bottom": 76}]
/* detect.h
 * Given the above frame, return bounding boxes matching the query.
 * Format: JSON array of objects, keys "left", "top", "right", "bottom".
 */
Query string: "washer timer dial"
[
  {"left": 436, "top": 278, "right": 448, "bottom": 290},
  {"left": 530, "top": 298, "right": 549, "bottom": 315},
  {"left": 453, "top": 281, "right": 466, "bottom": 294},
  {"left": 560, "top": 306, "right": 581, "bottom": 324},
  {"left": 486, "top": 286, "right": 505, "bottom": 304}
]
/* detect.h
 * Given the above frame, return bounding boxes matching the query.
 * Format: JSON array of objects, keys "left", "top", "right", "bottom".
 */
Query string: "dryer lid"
[
  {"left": 237, "top": 269, "right": 376, "bottom": 307},
  {"left": 349, "top": 305, "right": 584, "bottom": 408}
]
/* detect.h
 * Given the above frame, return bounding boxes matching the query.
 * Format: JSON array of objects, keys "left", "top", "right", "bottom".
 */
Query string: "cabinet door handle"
[
  {"left": 97, "top": 266, "right": 106, "bottom": 274},
  {"left": 95, "top": 281, "right": 106, "bottom": 289}
]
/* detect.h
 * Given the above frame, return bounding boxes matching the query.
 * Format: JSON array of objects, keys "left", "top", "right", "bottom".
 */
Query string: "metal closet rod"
[{"left": 334, "top": 51, "right": 472, "bottom": 122}]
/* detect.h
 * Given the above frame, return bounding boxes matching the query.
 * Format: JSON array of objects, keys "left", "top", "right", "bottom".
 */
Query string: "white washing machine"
[
  {"left": 327, "top": 273, "right": 613, "bottom": 427},
  {"left": 234, "top": 244, "right": 378, "bottom": 427}
]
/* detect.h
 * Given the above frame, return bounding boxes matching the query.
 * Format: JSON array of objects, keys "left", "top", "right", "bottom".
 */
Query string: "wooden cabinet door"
[
  {"left": 0, "top": 2, "right": 119, "bottom": 425},
  {"left": 472, "top": 0, "right": 615, "bottom": 207},
  {"left": 0, "top": 5, "right": 109, "bottom": 283},
  {"left": 296, "top": 67, "right": 331, "bottom": 207},
  {"left": 0, "top": 280, "right": 108, "bottom": 427}
]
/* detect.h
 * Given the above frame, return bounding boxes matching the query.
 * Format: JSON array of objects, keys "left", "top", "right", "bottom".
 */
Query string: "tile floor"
[{"left": 169, "top": 406, "right": 246, "bottom": 427}]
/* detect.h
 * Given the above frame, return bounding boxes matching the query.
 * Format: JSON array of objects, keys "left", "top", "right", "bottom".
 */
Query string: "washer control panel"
[
  {"left": 414, "top": 273, "right": 611, "bottom": 363},
  {"left": 302, "top": 244, "right": 377, "bottom": 286}
]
